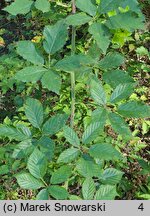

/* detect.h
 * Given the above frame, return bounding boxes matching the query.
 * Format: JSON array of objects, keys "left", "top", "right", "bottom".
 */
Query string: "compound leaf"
[
  {"left": 103, "top": 69, "right": 134, "bottom": 89},
  {"left": 3, "top": 0, "right": 33, "bottom": 16},
  {"left": 36, "top": 189, "right": 49, "bottom": 200},
  {"left": 66, "top": 13, "right": 92, "bottom": 26},
  {"left": 0, "top": 126, "right": 30, "bottom": 141},
  {"left": 110, "top": 83, "right": 134, "bottom": 103},
  {"left": 25, "top": 98, "right": 43, "bottom": 129},
  {"left": 90, "top": 79, "right": 106, "bottom": 105},
  {"left": 76, "top": 0, "right": 97, "bottom": 16},
  {"left": 43, "top": 114, "right": 68, "bottom": 136},
  {"left": 57, "top": 148, "right": 80, "bottom": 164},
  {"left": 89, "top": 143, "right": 122, "bottom": 161},
  {"left": 98, "top": 0, "right": 121, "bottom": 14},
  {"left": 16, "top": 173, "right": 44, "bottom": 190},
  {"left": 41, "top": 70, "right": 61, "bottom": 94},
  {"left": 63, "top": 126, "right": 80, "bottom": 147},
  {"left": 97, "top": 52, "right": 125, "bottom": 70},
  {"left": 50, "top": 165, "right": 72, "bottom": 184},
  {"left": 27, "top": 148, "right": 47, "bottom": 179},
  {"left": 118, "top": 101, "right": 150, "bottom": 118},
  {"left": 106, "top": 12, "right": 144, "bottom": 31},
  {"left": 38, "top": 136, "right": 55, "bottom": 161},
  {"left": 100, "top": 168, "right": 124, "bottom": 185},
  {"left": 82, "top": 122, "right": 105, "bottom": 144},
  {"left": 43, "top": 20, "right": 68, "bottom": 54},
  {"left": 48, "top": 186, "right": 69, "bottom": 200},
  {"left": 109, "top": 112, "right": 132, "bottom": 139},
  {"left": 89, "top": 23, "right": 110, "bottom": 54},
  {"left": 82, "top": 178, "right": 96, "bottom": 200},
  {"left": 95, "top": 185, "right": 118, "bottom": 200},
  {"left": 17, "top": 41, "right": 44, "bottom": 65},
  {"left": 76, "top": 158, "right": 102, "bottom": 178},
  {"left": 55, "top": 54, "right": 95, "bottom": 72},
  {"left": 15, "top": 66, "right": 47, "bottom": 83},
  {"left": 35, "top": 0, "right": 50, "bottom": 13}
]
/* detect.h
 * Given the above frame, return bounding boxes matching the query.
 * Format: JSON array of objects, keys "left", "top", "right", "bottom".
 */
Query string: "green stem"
[
  {"left": 41, "top": 178, "right": 48, "bottom": 187},
  {"left": 48, "top": 54, "right": 51, "bottom": 68},
  {"left": 70, "top": 0, "right": 76, "bottom": 128},
  {"left": 70, "top": 71, "right": 75, "bottom": 128}
]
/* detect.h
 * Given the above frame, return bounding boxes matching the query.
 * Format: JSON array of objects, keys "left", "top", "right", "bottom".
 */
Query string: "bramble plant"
[{"left": 0, "top": 0, "right": 150, "bottom": 200}]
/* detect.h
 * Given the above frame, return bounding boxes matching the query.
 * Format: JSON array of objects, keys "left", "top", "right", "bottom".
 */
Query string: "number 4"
[{"left": 138, "top": 203, "right": 144, "bottom": 211}]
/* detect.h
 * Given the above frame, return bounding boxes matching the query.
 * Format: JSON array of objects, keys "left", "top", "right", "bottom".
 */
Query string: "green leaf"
[
  {"left": 17, "top": 125, "right": 32, "bottom": 137},
  {"left": 0, "top": 165, "right": 9, "bottom": 175},
  {"left": 95, "top": 185, "right": 118, "bottom": 200},
  {"left": 69, "top": 195, "right": 82, "bottom": 200},
  {"left": 3, "top": 0, "right": 33, "bottom": 16},
  {"left": 63, "top": 126, "right": 80, "bottom": 147},
  {"left": 82, "top": 178, "right": 96, "bottom": 200},
  {"left": 89, "top": 143, "right": 122, "bottom": 161},
  {"left": 110, "top": 83, "right": 134, "bottom": 103},
  {"left": 112, "top": 29, "right": 132, "bottom": 47},
  {"left": 25, "top": 98, "right": 43, "bottom": 129},
  {"left": 36, "top": 189, "right": 49, "bottom": 200},
  {"left": 118, "top": 101, "right": 150, "bottom": 118},
  {"left": 137, "top": 159, "right": 150, "bottom": 173},
  {"left": 88, "top": 23, "right": 110, "bottom": 54},
  {"left": 50, "top": 165, "right": 72, "bottom": 184},
  {"left": 90, "top": 78, "right": 106, "bottom": 105},
  {"left": 15, "top": 66, "right": 47, "bottom": 82},
  {"left": 136, "top": 46, "right": 149, "bottom": 57},
  {"left": 106, "top": 12, "right": 144, "bottom": 31},
  {"left": 82, "top": 122, "right": 105, "bottom": 144},
  {"left": 0, "top": 125, "right": 30, "bottom": 141},
  {"left": 65, "top": 13, "right": 92, "bottom": 26},
  {"left": 97, "top": 52, "right": 125, "bottom": 70},
  {"left": 121, "top": 0, "right": 140, "bottom": 13},
  {"left": 137, "top": 194, "right": 150, "bottom": 200},
  {"left": 55, "top": 54, "right": 95, "bottom": 72},
  {"left": 12, "top": 140, "right": 33, "bottom": 159},
  {"left": 76, "top": 0, "right": 97, "bottom": 16},
  {"left": 75, "top": 67, "right": 92, "bottom": 81},
  {"left": 42, "top": 113, "right": 68, "bottom": 135},
  {"left": 41, "top": 70, "right": 61, "bottom": 95},
  {"left": 100, "top": 168, "right": 124, "bottom": 185},
  {"left": 109, "top": 113, "right": 132, "bottom": 139},
  {"left": 16, "top": 173, "right": 44, "bottom": 189},
  {"left": 43, "top": 20, "right": 68, "bottom": 54},
  {"left": 98, "top": 0, "right": 120, "bottom": 14},
  {"left": 103, "top": 69, "right": 134, "bottom": 89},
  {"left": 88, "top": 43, "right": 102, "bottom": 60},
  {"left": 35, "top": 0, "right": 50, "bottom": 13},
  {"left": 0, "top": 148, "right": 6, "bottom": 160},
  {"left": 57, "top": 148, "right": 80, "bottom": 164},
  {"left": 27, "top": 148, "right": 47, "bottom": 179},
  {"left": 76, "top": 158, "right": 102, "bottom": 178},
  {"left": 17, "top": 41, "right": 44, "bottom": 65},
  {"left": 91, "top": 108, "right": 108, "bottom": 123},
  {"left": 48, "top": 186, "right": 69, "bottom": 200},
  {"left": 38, "top": 136, "right": 55, "bottom": 160}
]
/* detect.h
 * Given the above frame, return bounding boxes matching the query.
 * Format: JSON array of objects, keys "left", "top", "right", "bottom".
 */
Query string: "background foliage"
[{"left": 0, "top": 0, "right": 150, "bottom": 200}]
